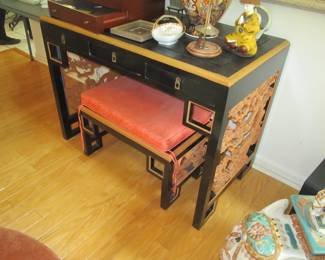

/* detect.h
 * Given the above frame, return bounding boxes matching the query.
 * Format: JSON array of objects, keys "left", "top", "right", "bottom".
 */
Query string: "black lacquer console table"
[{"left": 40, "top": 16, "right": 289, "bottom": 229}]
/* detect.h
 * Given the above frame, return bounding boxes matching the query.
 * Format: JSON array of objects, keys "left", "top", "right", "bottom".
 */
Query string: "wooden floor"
[{"left": 0, "top": 49, "right": 296, "bottom": 259}]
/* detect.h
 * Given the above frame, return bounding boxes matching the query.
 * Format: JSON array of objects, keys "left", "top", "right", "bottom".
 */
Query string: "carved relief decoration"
[
  {"left": 63, "top": 52, "right": 120, "bottom": 113},
  {"left": 213, "top": 72, "right": 279, "bottom": 195},
  {"left": 176, "top": 138, "right": 207, "bottom": 185}
]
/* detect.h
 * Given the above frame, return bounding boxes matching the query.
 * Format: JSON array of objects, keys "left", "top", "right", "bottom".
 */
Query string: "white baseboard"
[{"left": 253, "top": 155, "right": 305, "bottom": 190}]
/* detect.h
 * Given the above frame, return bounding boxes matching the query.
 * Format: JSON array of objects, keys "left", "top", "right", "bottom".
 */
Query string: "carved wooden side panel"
[
  {"left": 213, "top": 73, "right": 279, "bottom": 195},
  {"left": 176, "top": 138, "right": 207, "bottom": 185},
  {"left": 63, "top": 52, "right": 120, "bottom": 114}
]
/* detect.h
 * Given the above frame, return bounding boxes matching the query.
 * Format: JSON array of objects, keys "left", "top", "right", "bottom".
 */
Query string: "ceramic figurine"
[
  {"left": 224, "top": 2, "right": 270, "bottom": 57},
  {"left": 220, "top": 199, "right": 307, "bottom": 260},
  {"left": 310, "top": 189, "right": 325, "bottom": 235},
  {"left": 291, "top": 190, "right": 325, "bottom": 256},
  {"left": 312, "top": 189, "right": 325, "bottom": 215}
]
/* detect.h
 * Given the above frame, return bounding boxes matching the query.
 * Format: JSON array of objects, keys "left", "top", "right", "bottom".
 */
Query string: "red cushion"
[{"left": 81, "top": 76, "right": 211, "bottom": 152}]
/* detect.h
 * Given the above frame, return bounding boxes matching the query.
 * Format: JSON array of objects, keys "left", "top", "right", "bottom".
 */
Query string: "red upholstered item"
[
  {"left": 81, "top": 76, "right": 211, "bottom": 152},
  {"left": 0, "top": 227, "right": 59, "bottom": 260}
]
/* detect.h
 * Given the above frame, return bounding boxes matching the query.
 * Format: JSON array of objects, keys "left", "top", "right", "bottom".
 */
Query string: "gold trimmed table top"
[{"left": 41, "top": 16, "right": 289, "bottom": 87}]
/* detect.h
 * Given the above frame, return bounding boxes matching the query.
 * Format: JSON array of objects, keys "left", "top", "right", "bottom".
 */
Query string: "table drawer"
[
  {"left": 88, "top": 40, "right": 144, "bottom": 78},
  {"left": 144, "top": 61, "right": 225, "bottom": 109},
  {"left": 145, "top": 61, "right": 183, "bottom": 97},
  {"left": 109, "top": 47, "right": 144, "bottom": 78}
]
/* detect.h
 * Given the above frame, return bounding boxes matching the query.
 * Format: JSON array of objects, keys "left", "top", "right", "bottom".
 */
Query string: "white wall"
[{"left": 167, "top": 0, "right": 325, "bottom": 189}]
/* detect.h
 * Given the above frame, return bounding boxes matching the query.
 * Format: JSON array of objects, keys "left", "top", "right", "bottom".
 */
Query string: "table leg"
[
  {"left": 192, "top": 137, "right": 220, "bottom": 229},
  {"left": 192, "top": 109, "right": 225, "bottom": 229},
  {"left": 47, "top": 62, "right": 79, "bottom": 139},
  {"left": 22, "top": 17, "right": 33, "bottom": 61}
]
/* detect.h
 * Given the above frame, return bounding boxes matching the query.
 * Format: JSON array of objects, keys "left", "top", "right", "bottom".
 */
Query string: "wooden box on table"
[{"left": 48, "top": 0, "right": 164, "bottom": 33}]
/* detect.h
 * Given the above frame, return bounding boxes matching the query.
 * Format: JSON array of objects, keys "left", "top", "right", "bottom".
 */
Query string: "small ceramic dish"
[{"left": 152, "top": 15, "right": 185, "bottom": 46}]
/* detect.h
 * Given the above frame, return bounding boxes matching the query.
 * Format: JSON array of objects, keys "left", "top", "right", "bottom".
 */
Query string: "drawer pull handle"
[
  {"left": 52, "top": 9, "right": 57, "bottom": 13},
  {"left": 84, "top": 20, "right": 89, "bottom": 25},
  {"left": 174, "top": 77, "right": 181, "bottom": 90},
  {"left": 112, "top": 52, "right": 117, "bottom": 63}
]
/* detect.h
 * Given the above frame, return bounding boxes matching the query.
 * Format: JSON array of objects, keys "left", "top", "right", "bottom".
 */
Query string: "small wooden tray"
[{"left": 110, "top": 20, "right": 154, "bottom": 42}]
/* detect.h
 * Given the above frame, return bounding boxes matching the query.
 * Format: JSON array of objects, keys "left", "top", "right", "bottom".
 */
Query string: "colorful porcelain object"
[
  {"left": 311, "top": 189, "right": 325, "bottom": 237},
  {"left": 291, "top": 193, "right": 325, "bottom": 255},
  {"left": 181, "top": 0, "right": 231, "bottom": 37},
  {"left": 220, "top": 199, "right": 307, "bottom": 260},
  {"left": 224, "top": 4, "right": 271, "bottom": 57},
  {"left": 312, "top": 190, "right": 325, "bottom": 219},
  {"left": 152, "top": 15, "right": 185, "bottom": 45}
]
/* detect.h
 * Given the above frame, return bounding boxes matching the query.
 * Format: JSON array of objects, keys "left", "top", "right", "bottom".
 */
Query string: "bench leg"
[
  {"left": 146, "top": 156, "right": 164, "bottom": 179},
  {"left": 80, "top": 115, "right": 104, "bottom": 155},
  {"left": 160, "top": 163, "right": 181, "bottom": 209}
]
